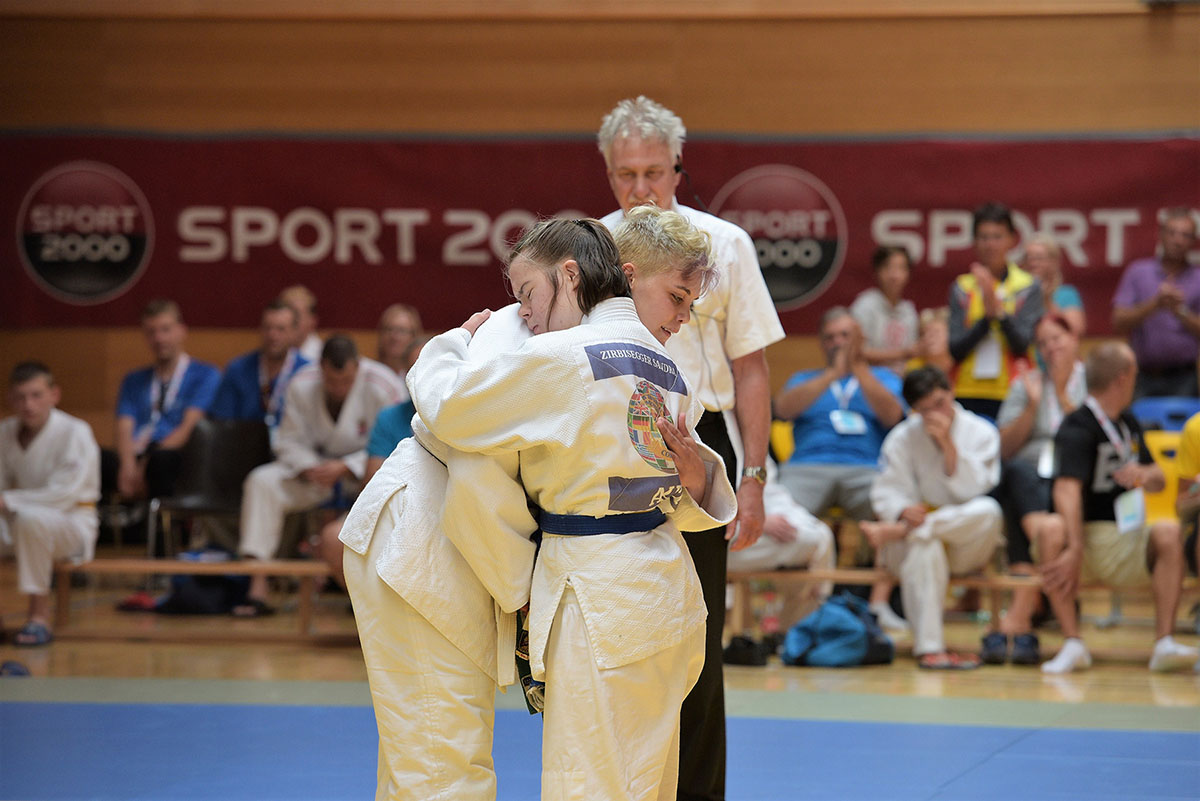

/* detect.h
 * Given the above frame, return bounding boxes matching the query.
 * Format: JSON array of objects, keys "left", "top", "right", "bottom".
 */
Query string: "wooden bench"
[
  {"left": 53, "top": 558, "right": 342, "bottom": 643},
  {"left": 727, "top": 567, "right": 1200, "bottom": 637}
]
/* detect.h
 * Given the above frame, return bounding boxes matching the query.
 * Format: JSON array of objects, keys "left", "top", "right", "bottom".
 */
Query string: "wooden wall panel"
[{"left": 1, "top": 13, "right": 1196, "bottom": 135}]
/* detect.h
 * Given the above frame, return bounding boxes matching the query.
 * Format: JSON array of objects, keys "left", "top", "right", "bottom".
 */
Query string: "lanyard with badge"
[
  {"left": 972, "top": 284, "right": 1007, "bottom": 380},
  {"left": 259, "top": 349, "right": 296, "bottom": 429},
  {"left": 136, "top": 354, "right": 190, "bottom": 452},
  {"left": 829, "top": 376, "right": 867, "bottom": 435},
  {"left": 1085, "top": 396, "right": 1145, "bottom": 534}
]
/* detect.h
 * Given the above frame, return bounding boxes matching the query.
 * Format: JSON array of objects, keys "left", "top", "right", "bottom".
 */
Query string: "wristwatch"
[{"left": 741, "top": 466, "right": 767, "bottom": 485}]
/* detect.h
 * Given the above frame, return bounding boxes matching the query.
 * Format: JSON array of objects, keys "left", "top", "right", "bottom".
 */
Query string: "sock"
[
  {"left": 1041, "top": 637, "right": 1091, "bottom": 674},
  {"left": 870, "top": 602, "right": 910, "bottom": 632},
  {"left": 1149, "top": 636, "right": 1199, "bottom": 672}
]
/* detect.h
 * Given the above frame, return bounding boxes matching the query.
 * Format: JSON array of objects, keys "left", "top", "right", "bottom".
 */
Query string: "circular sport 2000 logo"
[
  {"left": 710, "top": 165, "right": 847, "bottom": 311},
  {"left": 16, "top": 160, "right": 154, "bottom": 305}
]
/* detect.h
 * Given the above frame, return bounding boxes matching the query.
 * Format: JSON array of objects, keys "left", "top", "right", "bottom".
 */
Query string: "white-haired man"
[{"left": 597, "top": 95, "right": 784, "bottom": 801}]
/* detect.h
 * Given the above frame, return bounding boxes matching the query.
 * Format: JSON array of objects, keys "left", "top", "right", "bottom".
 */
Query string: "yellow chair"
[
  {"left": 1144, "top": 429, "right": 1180, "bottom": 524},
  {"left": 770, "top": 419, "right": 795, "bottom": 464}
]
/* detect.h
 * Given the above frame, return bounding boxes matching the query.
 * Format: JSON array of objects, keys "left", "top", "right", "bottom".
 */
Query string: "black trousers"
[{"left": 678, "top": 410, "right": 736, "bottom": 801}]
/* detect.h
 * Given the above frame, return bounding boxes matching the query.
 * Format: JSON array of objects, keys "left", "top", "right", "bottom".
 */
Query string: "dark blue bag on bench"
[{"left": 781, "top": 591, "right": 894, "bottom": 667}]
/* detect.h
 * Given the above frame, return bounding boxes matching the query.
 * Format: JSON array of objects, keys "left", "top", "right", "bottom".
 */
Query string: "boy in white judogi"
[
  {"left": 237, "top": 335, "right": 401, "bottom": 613},
  {"left": 0, "top": 362, "right": 100, "bottom": 646},
  {"left": 863, "top": 366, "right": 1003, "bottom": 670}
]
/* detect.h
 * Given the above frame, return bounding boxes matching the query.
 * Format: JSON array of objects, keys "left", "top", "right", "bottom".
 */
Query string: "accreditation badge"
[
  {"left": 1114, "top": 487, "right": 1146, "bottom": 535},
  {"left": 1037, "top": 441, "right": 1056, "bottom": 479},
  {"left": 829, "top": 409, "right": 868, "bottom": 435}
]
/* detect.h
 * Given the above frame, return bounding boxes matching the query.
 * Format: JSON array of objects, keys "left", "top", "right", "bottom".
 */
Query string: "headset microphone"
[{"left": 674, "top": 159, "right": 711, "bottom": 214}]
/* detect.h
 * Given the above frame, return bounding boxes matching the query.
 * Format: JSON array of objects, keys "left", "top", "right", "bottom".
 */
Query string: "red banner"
[{"left": 2, "top": 134, "right": 1196, "bottom": 334}]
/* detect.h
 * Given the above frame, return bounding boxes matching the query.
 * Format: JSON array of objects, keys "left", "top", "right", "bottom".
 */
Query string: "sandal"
[
  {"left": 13, "top": 621, "right": 53, "bottom": 647},
  {"left": 918, "top": 651, "right": 981, "bottom": 670},
  {"left": 231, "top": 598, "right": 276, "bottom": 618}
]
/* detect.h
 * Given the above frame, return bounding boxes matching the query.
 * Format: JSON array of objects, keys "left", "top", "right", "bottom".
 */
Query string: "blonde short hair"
[{"left": 613, "top": 205, "right": 718, "bottom": 296}]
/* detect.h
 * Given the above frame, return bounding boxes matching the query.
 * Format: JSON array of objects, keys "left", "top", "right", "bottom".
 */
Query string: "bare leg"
[
  {"left": 318, "top": 515, "right": 347, "bottom": 589},
  {"left": 1148, "top": 521, "right": 1185, "bottom": 640}
]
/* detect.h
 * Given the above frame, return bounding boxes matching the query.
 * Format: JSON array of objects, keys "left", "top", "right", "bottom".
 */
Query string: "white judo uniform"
[
  {"left": 727, "top": 460, "right": 835, "bottom": 625},
  {"left": 410, "top": 297, "right": 738, "bottom": 801},
  {"left": 0, "top": 409, "right": 100, "bottom": 595},
  {"left": 240, "top": 357, "right": 401, "bottom": 561},
  {"left": 339, "top": 305, "right": 539, "bottom": 801},
  {"left": 870, "top": 404, "right": 1003, "bottom": 656}
]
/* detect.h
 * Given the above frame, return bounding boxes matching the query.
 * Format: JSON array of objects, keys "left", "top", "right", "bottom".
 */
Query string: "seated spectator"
[
  {"left": 1111, "top": 207, "right": 1200, "bottom": 398},
  {"left": 948, "top": 202, "right": 1043, "bottom": 419},
  {"left": 774, "top": 307, "right": 908, "bottom": 630},
  {"left": 209, "top": 298, "right": 309, "bottom": 437},
  {"left": 726, "top": 458, "right": 836, "bottom": 633},
  {"left": 102, "top": 299, "right": 220, "bottom": 502},
  {"left": 1174, "top": 414, "right": 1200, "bottom": 667},
  {"left": 1042, "top": 342, "right": 1198, "bottom": 673},
  {"left": 235, "top": 335, "right": 403, "bottom": 615},
  {"left": 863, "top": 366, "right": 1004, "bottom": 670},
  {"left": 980, "top": 314, "right": 1086, "bottom": 665},
  {"left": 1023, "top": 233, "right": 1086, "bottom": 336},
  {"left": 0, "top": 362, "right": 100, "bottom": 646},
  {"left": 376, "top": 303, "right": 423, "bottom": 394},
  {"left": 850, "top": 245, "right": 919, "bottom": 375},
  {"left": 907, "top": 307, "right": 954, "bottom": 375},
  {"left": 315, "top": 400, "right": 416, "bottom": 589},
  {"left": 278, "top": 284, "right": 323, "bottom": 363}
]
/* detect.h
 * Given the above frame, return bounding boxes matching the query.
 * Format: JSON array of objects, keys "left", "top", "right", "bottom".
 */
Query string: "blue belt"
[{"left": 538, "top": 509, "right": 667, "bottom": 536}]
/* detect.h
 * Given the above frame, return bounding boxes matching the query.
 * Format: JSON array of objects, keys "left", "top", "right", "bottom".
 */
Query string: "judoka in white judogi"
[
  {"left": 239, "top": 356, "right": 401, "bottom": 561},
  {"left": 0, "top": 408, "right": 100, "bottom": 598},
  {"left": 410, "top": 296, "right": 737, "bottom": 801},
  {"left": 339, "top": 305, "right": 539, "bottom": 801},
  {"left": 870, "top": 402, "right": 1003, "bottom": 657}
]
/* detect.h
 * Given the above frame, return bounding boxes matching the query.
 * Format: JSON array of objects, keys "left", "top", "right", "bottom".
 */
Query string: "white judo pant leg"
[
  {"left": 7, "top": 507, "right": 96, "bottom": 596},
  {"left": 238, "top": 461, "right": 332, "bottom": 560},
  {"left": 879, "top": 497, "right": 1002, "bottom": 656},
  {"left": 728, "top": 493, "right": 835, "bottom": 625},
  {"left": 541, "top": 587, "right": 705, "bottom": 801},
  {"left": 343, "top": 500, "right": 496, "bottom": 801}
]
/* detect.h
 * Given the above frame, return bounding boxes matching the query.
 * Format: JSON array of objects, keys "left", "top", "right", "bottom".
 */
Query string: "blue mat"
[{"left": 1, "top": 702, "right": 1197, "bottom": 800}]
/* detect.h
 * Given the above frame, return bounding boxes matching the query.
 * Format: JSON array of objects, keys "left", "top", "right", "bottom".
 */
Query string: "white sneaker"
[
  {"left": 1041, "top": 638, "right": 1092, "bottom": 674},
  {"left": 1148, "top": 636, "right": 1199, "bottom": 672},
  {"left": 870, "top": 602, "right": 911, "bottom": 632}
]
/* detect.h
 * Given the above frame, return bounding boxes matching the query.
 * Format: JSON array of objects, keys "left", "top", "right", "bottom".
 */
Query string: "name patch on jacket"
[
  {"left": 585, "top": 343, "right": 688, "bottom": 396},
  {"left": 608, "top": 476, "right": 686, "bottom": 513}
]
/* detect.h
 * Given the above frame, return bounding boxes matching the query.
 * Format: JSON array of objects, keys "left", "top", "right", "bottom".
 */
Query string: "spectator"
[
  {"left": 102, "top": 299, "right": 220, "bottom": 502},
  {"left": 278, "top": 284, "right": 323, "bottom": 362},
  {"left": 234, "top": 335, "right": 402, "bottom": 616},
  {"left": 851, "top": 245, "right": 919, "bottom": 375},
  {"left": 1112, "top": 208, "right": 1200, "bottom": 398},
  {"left": 597, "top": 95, "right": 784, "bottom": 801},
  {"left": 1174, "top": 412, "right": 1200, "bottom": 633},
  {"left": 1023, "top": 233, "right": 1086, "bottom": 336},
  {"left": 948, "top": 202, "right": 1043, "bottom": 419},
  {"left": 980, "top": 314, "right": 1086, "bottom": 665},
  {"left": 209, "top": 298, "right": 308, "bottom": 436},
  {"left": 0, "top": 362, "right": 100, "bottom": 646},
  {"left": 862, "top": 366, "right": 1004, "bottom": 670},
  {"left": 726, "top": 458, "right": 835, "bottom": 635},
  {"left": 375, "top": 303, "right": 423, "bottom": 394},
  {"left": 907, "top": 306, "right": 954, "bottom": 375},
  {"left": 1043, "top": 341, "right": 1198, "bottom": 673},
  {"left": 774, "top": 308, "right": 908, "bottom": 631}
]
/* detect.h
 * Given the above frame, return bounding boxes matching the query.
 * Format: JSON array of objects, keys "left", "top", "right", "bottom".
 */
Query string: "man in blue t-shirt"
[
  {"left": 774, "top": 307, "right": 907, "bottom": 626},
  {"left": 209, "top": 299, "right": 308, "bottom": 435},
  {"left": 102, "top": 299, "right": 221, "bottom": 501}
]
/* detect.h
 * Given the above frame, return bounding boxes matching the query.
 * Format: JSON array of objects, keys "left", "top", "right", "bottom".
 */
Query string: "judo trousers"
[
  {"left": 343, "top": 500, "right": 497, "bottom": 801},
  {"left": 678, "top": 410, "right": 735, "bottom": 801},
  {"left": 878, "top": 497, "right": 1004, "bottom": 656},
  {"left": 2, "top": 506, "right": 94, "bottom": 595},
  {"left": 542, "top": 587, "right": 705, "bottom": 801}
]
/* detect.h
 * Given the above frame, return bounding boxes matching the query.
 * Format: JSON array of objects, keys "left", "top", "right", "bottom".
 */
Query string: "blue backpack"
[{"left": 781, "top": 592, "right": 894, "bottom": 667}]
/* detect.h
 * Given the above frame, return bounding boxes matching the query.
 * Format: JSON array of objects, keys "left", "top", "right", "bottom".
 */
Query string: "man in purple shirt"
[{"left": 1112, "top": 208, "right": 1200, "bottom": 398}]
